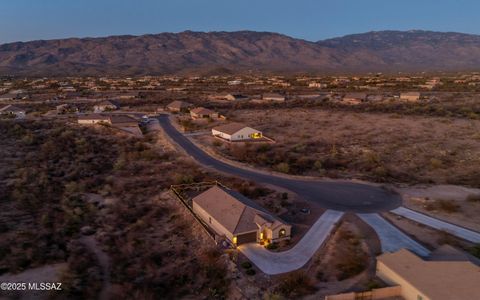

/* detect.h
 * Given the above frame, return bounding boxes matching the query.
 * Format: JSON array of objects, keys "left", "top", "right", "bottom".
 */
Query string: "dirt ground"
[
  {"left": 304, "top": 213, "right": 382, "bottom": 299},
  {"left": 397, "top": 184, "right": 480, "bottom": 232},
  {"left": 195, "top": 108, "right": 480, "bottom": 187}
]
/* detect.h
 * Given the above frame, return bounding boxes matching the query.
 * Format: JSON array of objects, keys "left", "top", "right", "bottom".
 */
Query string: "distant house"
[
  {"left": 211, "top": 93, "right": 249, "bottom": 101},
  {"left": 58, "top": 86, "right": 77, "bottom": 93},
  {"left": 192, "top": 185, "right": 291, "bottom": 245},
  {"left": 212, "top": 122, "right": 262, "bottom": 141},
  {"left": 0, "top": 91, "right": 28, "bottom": 101},
  {"left": 262, "top": 93, "right": 286, "bottom": 102},
  {"left": 400, "top": 92, "right": 421, "bottom": 102},
  {"left": 94, "top": 100, "right": 119, "bottom": 112},
  {"left": 78, "top": 114, "right": 141, "bottom": 135},
  {"left": 78, "top": 114, "right": 137, "bottom": 126},
  {"left": 119, "top": 92, "right": 138, "bottom": 100},
  {"left": 366, "top": 94, "right": 384, "bottom": 102},
  {"left": 308, "top": 82, "right": 327, "bottom": 88},
  {"left": 342, "top": 93, "right": 367, "bottom": 105},
  {"left": 190, "top": 107, "right": 218, "bottom": 120},
  {"left": 77, "top": 114, "right": 111, "bottom": 125},
  {"left": 376, "top": 247, "right": 480, "bottom": 300},
  {"left": 166, "top": 100, "right": 193, "bottom": 112},
  {"left": 0, "top": 104, "right": 26, "bottom": 119}
]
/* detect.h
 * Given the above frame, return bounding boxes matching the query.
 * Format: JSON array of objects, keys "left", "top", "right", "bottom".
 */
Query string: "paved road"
[
  {"left": 357, "top": 213, "right": 430, "bottom": 257},
  {"left": 157, "top": 115, "right": 402, "bottom": 213},
  {"left": 391, "top": 207, "right": 480, "bottom": 243},
  {"left": 238, "top": 210, "right": 344, "bottom": 275}
]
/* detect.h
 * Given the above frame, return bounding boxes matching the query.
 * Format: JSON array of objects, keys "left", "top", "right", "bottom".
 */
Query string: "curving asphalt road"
[{"left": 158, "top": 115, "right": 401, "bottom": 213}]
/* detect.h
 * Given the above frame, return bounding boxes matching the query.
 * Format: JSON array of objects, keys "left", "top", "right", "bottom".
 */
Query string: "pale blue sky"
[{"left": 0, "top": 0, "right": 479, "bottom": 44}]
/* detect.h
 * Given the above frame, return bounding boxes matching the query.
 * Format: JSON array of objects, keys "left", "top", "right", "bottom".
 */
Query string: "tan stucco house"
[
  {"left": 78, "top": 114, "right": 141, "bottom": 135},
  {"left": 211, "top": 122, "right": 262, "bottom": 141},
  {"left": 192, "top": 185, "right": 291, "bottom": 246},
  {"left": 376, "top": 247, "right": 480, "bottom": 300},
  {"left": 94, "top": 100, "right": 119, "bottom": 112},
  {"left": 400, "top": 92, "right": 421, "bottom": 102},
  {"left": 190, "top": 107, "right": 218, "bottom": 119},
  {"left": 166, "top": 100, "right": 193, "bottom": 112}
]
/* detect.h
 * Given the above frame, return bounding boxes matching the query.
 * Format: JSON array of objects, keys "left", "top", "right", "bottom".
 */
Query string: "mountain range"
[{"left": 1, "top": 30, "right": 480, "bottom": 76}]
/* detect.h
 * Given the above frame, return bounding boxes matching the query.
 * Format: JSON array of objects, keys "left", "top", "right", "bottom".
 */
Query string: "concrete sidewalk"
[
  {"left": 358, "top": 213, "right": 430, "bottom": 257},
  {"left": 391, "top": 206, "right": 480, "bottom": 243},
  {"left": 238, "top": 210, "right": 344, "bottom": 275}
]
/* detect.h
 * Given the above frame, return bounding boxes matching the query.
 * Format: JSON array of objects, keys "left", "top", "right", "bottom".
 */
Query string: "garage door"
[{"left": 236, "top": 231, "right": 257, "bottom": 245}]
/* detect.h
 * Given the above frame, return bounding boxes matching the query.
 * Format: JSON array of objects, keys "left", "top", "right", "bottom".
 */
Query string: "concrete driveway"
[
  {"left": 157, "top": 115, "right": 401, "bottom": 213},
  {"left": 358, "top": 213, "right": 430, "bottom": 257},
  {"left": 391, "top": 207, "right": 480, "bottom": 243},
  {"left": 238, "top": 210, "right": 344, "bottom": 275}
]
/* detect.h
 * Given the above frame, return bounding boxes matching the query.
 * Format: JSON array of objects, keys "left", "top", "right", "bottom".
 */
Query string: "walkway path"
[
  {"left": 391, "top": 207, "right": 480, "bottom": 243},
  {"left": 238, "top": 210, "right": 344, "bottom": 275},
  {"left": 357, "top": 213, "right": 430, "bottom": 256}
]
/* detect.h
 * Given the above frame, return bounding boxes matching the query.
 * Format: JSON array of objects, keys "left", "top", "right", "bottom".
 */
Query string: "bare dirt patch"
[{"left": 398, "top": 184, "right": 480, "bottom": 231}]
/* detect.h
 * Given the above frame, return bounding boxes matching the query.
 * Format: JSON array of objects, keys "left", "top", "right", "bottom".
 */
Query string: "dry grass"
[{"left": 206, "top": 108, "right": 480, "bottom": 187}]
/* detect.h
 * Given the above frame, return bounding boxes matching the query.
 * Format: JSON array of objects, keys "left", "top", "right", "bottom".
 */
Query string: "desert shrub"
[
  {"left": 437, "top": 200, "right": 461, "bottom": 213},
  {"left": 335, "top": 229, "right": 368, "bottom": 280},
  {"left": 430, "top": 158, "right": 443, "bottom": 169},
  {"left": 212, "top": 140, "right": 222, "bottom": 147},
  {"left": 173, "top": 173, "right": 194, "bottom": 184},
  {"left": 469, "top": 244, "right": 480, "bottom": 259},
  {"left": 61, "top": 241, "right": 102, "bottom": 299},
  {"left": 266, "top": 243, "right": 278, "bottom": 250},
  {"left": 275, "top": 162, "right": 290, "bottom": 173},
  {"left": 276, "top": 271, "right": 316, "bottom": 298},
  {"left": 466, "top": 194, "right": 480, "bottom": 203},
  {"left": 245, "top": 269, "right": 256, "bottom": 276}
]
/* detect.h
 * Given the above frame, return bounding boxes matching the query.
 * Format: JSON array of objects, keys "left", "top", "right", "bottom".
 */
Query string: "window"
[
  {"left": 209, "top": 217, "right": 212, "bottom": 224},
  {"left": 279, "top": 228, "right": 286, "bottom": 237}
]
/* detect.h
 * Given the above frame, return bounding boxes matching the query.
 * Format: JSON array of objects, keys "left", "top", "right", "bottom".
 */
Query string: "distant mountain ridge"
[{"left": 1, "top": 30, "right": 480, "bottom": 75}]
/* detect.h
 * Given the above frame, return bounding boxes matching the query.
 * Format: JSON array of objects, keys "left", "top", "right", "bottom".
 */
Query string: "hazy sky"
[{"left": 1, "top": 0, "right": 479, "bottom": 44}]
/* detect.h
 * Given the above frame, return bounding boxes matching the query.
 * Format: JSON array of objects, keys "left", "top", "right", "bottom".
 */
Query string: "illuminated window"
[
  {"left": 260, "top": 232, "right": 264, "bottom": 240},
  {"left": 279, "top": 228, "right": 286, "bottom": 237},
  {"left": 232, "top": 236, "right": 237, "bottom": 244}
]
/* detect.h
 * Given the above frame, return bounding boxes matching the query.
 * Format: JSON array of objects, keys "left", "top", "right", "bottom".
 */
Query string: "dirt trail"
[{"left": 79, "top": 236, "right": 111, "bottom": 300}]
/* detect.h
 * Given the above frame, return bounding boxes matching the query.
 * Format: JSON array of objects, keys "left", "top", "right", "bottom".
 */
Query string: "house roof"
[
  {"left": 95, "top": 100, "right": 119, "bottom": 107},
  {"left": 78, "top": 113, "right": 110, "bottom": 121},
  {"left": 192, "top": 185, "right": 285, "bottom": 235},
  {"left": 191, "top": 107, "right": 215, "bottom": 115},
  {"left": 109, "top": 115, "right": 138, "bottom": 125},
  {"left": 263, "top": 93, "right": 285, "bottom": 98},
  {"left": 377, "top": 248, "right": 480, "bottom": 300},
  {"left": 78, "top": 113, "right": 138, "bottom": 125},
  {"left": 401, "top": 92, "right": 421, "bottom": 96},
  {"left": 212, "top": 122, "right": 256, "bottom": 135},
  {"left": 344, "top": 92, "right": 367, "bottom": 100},
  {"left": 167, "top": 100, "right": 192, "bottom": 109},
  {"left": 0, "top": 104, "right": 25, "bottom": 112}
]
